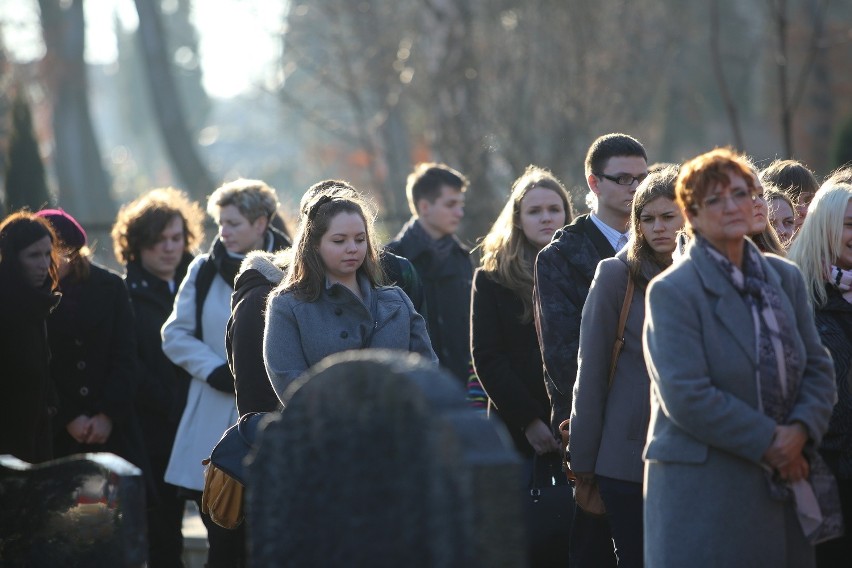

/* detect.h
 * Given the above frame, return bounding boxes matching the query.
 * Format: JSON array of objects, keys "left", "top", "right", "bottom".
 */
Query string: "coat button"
[
  {"left": 76, "top": 361, "right": 86, "bottom": 370},
  {"left": 340, "top": 331, "right": 348, "bottom": 339},
  {"left": 79, "top": 387, "right": 89, "bottom": 396},
  {"left": 334, "top": 307, "right": 343, "bottom": 316}
]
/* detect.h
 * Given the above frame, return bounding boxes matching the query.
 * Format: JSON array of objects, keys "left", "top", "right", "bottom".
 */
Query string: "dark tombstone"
[
  {"left": 246, "top": 350, "right": 526, "bottom": 568},
  {"left": 0, "top": 452, "right": 146, "bottom": 567}
]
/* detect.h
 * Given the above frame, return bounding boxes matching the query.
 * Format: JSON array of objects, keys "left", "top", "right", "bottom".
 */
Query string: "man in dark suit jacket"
[{"left": 534, "top": 133, "right": 648, "bottom": 568}]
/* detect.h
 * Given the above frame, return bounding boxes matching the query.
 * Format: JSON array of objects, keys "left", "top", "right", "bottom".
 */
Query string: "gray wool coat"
[
  {"left": 642, "top": 239, "right": 836, "bottom": 568},
  {"left": 570, "top": 250, "right": 659, "bottom": 483},
  {"left": 263, "top": 274, "right": 438, "bottom": 401}
]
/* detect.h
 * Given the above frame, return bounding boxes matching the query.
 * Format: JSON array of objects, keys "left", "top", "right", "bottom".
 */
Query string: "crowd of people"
[{"left": 1, "top": 132, "right": 851, "bottom": 567}]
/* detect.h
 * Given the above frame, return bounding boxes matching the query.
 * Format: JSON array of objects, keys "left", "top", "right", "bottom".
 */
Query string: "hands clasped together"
[
  {"left": 66, "top": 413, "right": 114, "bottom": 445},
  {"left": 762, "top": 423, "right": 809, "bottom": 483}
]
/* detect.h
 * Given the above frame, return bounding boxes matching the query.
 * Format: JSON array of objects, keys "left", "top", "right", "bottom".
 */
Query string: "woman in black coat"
[
  {"left": 470, "top": 166, "right": 572, "bottom": 567},
  {"left": 0, "top": 212, "right": 62, "bottom": 463},
  {"left": 37, "top": 209, "right": 147, "bottom": 473}
]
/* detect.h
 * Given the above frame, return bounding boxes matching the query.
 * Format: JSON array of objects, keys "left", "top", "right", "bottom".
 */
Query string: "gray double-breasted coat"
[
  {"left": 263, "top": 275, "right": 438, "bottom": 401},
  {"left": 642, "top": 240, "right": 836, "bottom": 567}
]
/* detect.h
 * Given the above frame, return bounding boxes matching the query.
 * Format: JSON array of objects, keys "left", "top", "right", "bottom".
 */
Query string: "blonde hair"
[
  {"left": 207, "top": 178, "right": 279, "bottom": 224},
  {"left": 478, "top": 165, "right": 572, "bottom": 323},
  {"left": 788, "top": 182, "right": 852, "bottom": 306}
]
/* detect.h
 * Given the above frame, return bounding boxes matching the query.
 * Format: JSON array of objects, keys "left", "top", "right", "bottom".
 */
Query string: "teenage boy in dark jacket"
[
  {"left": 386, "top": 163, "right": 472, "bottom": 383},
  {"left": 112, "top": 187, "right": 205, "bottom": 568},
  {"left": 534, "top": 133, "right": 648, "bottom": 568}
]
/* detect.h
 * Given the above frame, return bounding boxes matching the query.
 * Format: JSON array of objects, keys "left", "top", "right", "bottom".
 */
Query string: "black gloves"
[{"left": 207, "top": 364, "right": 235, "bottom": 394}]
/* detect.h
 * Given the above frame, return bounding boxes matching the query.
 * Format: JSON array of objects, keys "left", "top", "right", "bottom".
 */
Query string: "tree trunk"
[
  {"left": 39, "top": 0, "right": 115, "bottom": 225},
  {"left": 133, "top": 0, "right": 216, "bottom": 201},
  {"left": 710, "top": 0, "right": 745, "bottom": 152}
]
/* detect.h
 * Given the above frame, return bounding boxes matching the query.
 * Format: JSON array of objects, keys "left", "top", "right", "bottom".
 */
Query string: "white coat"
[{"left": 162, "top": 254, "right": 239, "bottom": 491}]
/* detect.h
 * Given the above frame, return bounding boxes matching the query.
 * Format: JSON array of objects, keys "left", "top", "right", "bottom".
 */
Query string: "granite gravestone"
[
  {"left": 246, "top": 350, "right": 525, "bottom": 567},
  {"left": 0, "top": 452, "right": 146, "bottom": 567}
]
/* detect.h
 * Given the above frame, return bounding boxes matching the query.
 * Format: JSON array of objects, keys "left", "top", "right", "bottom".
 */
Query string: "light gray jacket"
[
  {"left": 263, "top": 275, "right": 438, "bottom": 400},
  {"left": 569, "top": 251, "right": 659, "bottom": 483},
  {"left": 642, "top": 239, "right": 836, "bottom": 567}
]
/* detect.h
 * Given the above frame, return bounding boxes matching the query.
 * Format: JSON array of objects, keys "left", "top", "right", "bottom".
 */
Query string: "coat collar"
[
  {"left": 323, "top": 273, "right": 373, "bottom": 311},
  {"left": 682, "top": 238, "right": 791, "bottom": 366},
  {"left": 391, "top": 217, "right": 469, "bottom": 260}
]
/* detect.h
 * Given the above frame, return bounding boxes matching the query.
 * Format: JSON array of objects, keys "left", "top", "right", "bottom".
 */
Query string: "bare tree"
[
  {"left": 38, "top": 0, "right": 114, "bottom": 224},
  {"left": 710, "top": 0, "right": 746, "bottom": 150},
  {"left": 134, "top": 0, "right": 216, "bottom": 200},
  {"left": 766, "top": 0, "right": 832, "bottom": 157}
]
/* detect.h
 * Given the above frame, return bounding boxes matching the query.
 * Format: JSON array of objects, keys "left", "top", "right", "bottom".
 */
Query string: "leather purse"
[
  {"left": 560, "top": 275, "right": 635, "bottom": 517},
  {"left": 201, "top": 412, "right": 268, "bottom": 529},
  {"left": 526, "top": 452, "right": 572, "bottom": 566}
]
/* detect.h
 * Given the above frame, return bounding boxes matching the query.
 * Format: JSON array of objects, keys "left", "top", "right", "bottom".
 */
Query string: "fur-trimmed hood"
[{"left": 236, "top": 250, "right": 288, "bottom": 287}]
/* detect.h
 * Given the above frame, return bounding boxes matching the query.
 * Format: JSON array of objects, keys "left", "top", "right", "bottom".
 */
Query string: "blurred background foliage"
[{"left": 0, "top": 0, "right": 851, "bottom": 267}]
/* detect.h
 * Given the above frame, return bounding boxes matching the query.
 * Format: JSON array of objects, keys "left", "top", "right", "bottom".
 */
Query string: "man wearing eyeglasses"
[{"left": 534, "top": 133, "right": 648, "bottom": 568}]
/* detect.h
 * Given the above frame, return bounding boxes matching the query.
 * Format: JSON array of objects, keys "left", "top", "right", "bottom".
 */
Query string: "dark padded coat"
[
  {"left": 533, "top": 215, "right": 615, "bottom": 431},
  {"left": 227, "top": 252, "right": 285, "bottom": 416},
  {"left": 814, "top": 285, "right": 852, "bottom": 479}
]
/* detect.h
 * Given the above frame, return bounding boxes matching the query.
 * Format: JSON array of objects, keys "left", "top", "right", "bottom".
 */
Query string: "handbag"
[
  {"left": 201, "top": 412, "right": 268, "bottom": 529},
  {"left": 559, "top": 275, "right": 635, "bottom": 517},
  {"left": 526, "top": 452, "right": 572, "bottom": 566}
]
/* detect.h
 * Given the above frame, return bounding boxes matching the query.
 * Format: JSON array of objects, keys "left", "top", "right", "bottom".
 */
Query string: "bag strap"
[
  {"left": 607, "top": 276, "right": 634, "bottom": 389},
  {"left": 194, "top": 258, "right": 218, "bottom": 341},
  {"left": 561, "top": 273, "right": 634, "bottom": 481}
]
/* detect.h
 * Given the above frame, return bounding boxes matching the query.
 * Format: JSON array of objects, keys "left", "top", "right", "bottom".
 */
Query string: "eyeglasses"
[
  {"left": 598, "top": 173, "right": 648, "bottom": 186},
  {"left": 700, "top": 188, "right": 756, "bottom": 210}
]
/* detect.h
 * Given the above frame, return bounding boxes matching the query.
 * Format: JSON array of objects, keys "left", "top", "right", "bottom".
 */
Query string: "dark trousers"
[
  {"left": 597, "top": 476, "right": 643, "bottom": 568},
  {"left": 146, "top": 479, "right": 185, "bottom": 567},
  {"left": 569, "top": 497, "right": 617, "bottom": 568},
  {"left": 183, "top": 490, "right": 247, "bottom": 568}
]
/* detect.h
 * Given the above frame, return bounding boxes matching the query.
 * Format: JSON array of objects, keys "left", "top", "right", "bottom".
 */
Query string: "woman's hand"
[
  {"left": 524, "top": 419, "right": 562, "bottom": 455},
  {"left": 762, "top": 423, "right": 808, "bottom": 472},
  {"left": 777, "top": 454, "right": 810, "bottom": 483},
  {"left": 84, "top": 413, "right": 113, "bottom": 445},
  {"left": 66, "top": 415, "right": 92, "bottom": 443}
]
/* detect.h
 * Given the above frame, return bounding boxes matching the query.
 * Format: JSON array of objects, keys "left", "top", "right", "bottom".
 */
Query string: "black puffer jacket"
[
  {"left": 533, "top": 215, "right": 615, "bottom": 431},
  {"left": 227, "top": 251, "right": 286, "bottom": 415}
]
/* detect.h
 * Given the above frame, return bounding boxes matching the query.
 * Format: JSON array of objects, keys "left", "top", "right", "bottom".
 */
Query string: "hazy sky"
[{"left": 0, "top": 0, "right": 286, "bottom": 99}]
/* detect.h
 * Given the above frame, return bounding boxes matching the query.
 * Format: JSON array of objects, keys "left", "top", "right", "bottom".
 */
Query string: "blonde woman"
[{"left": 788, "top": 182, "right": 852, "bottom": 566}]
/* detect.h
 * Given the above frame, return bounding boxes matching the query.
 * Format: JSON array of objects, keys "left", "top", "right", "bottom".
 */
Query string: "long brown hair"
[
  {"left": 278, "top": 190, "right": 384, "bottom": 302},
  {"left": 478, "top": 165, "right": 572, "bottom": 323},
  {"left": 626, "top": 166, "right": 681, "bottom": 285}
]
